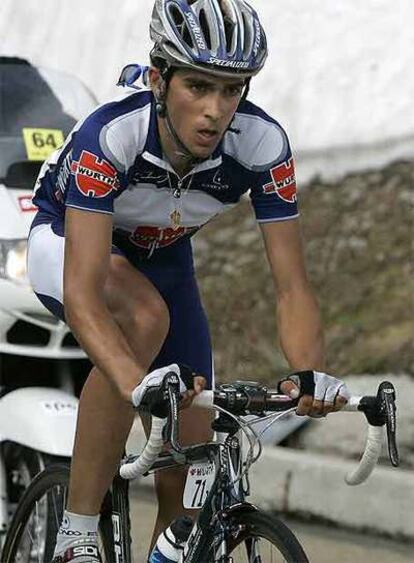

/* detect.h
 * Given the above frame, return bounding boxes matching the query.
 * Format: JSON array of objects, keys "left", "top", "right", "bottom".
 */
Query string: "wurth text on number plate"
[{"left": 183, "top": 461, "right": 215, "bottom": 509}]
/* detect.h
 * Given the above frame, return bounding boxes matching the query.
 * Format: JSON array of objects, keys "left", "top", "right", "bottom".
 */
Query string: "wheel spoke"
[
  {"left": 51, "top": 487, "right": 61, "bottom": 528},
  {"left": 212, "top": 511, "right": 308, "bottom": 563},
  {"left": 2, "top": 466, "right": 113, "bottom": 563},
  {"left": 35, "top": 500, "right": 41, "bottom": 562}
]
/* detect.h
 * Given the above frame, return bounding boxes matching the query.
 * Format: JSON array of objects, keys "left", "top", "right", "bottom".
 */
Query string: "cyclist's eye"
[
  {"left": 189, "top": 82, "right": 209, "bottom": 93},
  {"left": 226, "top": 86, "right": 243, "bottom": 97}
]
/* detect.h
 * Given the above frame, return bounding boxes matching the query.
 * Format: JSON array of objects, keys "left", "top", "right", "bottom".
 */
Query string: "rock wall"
[{"left": 194, "top": 161, "right": 414, "bottom": 380}]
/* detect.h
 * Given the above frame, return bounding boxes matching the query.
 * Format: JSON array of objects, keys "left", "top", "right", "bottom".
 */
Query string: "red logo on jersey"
[
  {"left": 71, "top": 151, "right": 119, "bottom": 198},
  {"left": 130, "top": 226, "right": 197, "bottom": 250},
  {"left": 263, "top": 157, "right": 297, "bottom": 203},
  {"left": 18, "top": 195, "right": 38, "bottom": 212}
]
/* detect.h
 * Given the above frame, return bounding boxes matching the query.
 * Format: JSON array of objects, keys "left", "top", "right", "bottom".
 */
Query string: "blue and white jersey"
[{"left": 32, "top": 88, "right": 298, "bottom": 257}]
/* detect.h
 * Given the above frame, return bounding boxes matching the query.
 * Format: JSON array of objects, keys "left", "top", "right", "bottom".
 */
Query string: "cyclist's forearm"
[
  {"left": 276, "top": 285, "right": 325, "bottom": 371},
  {"left": 64, "top": 292, "right": 144, "bottom": 401}
]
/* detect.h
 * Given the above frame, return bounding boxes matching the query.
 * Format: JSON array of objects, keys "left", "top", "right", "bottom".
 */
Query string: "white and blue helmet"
[{"left": 150, "top": 0, "right": 268, "bottom": 78}]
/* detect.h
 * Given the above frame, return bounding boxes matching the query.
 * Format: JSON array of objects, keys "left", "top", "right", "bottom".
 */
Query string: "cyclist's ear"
[
  {"left": 148, "top": 67, "right": 168, "bottom": 117},
  {"left": 148, "top": 67, "right": 163, "bottom": 92},
  {"left": 148, "top": 66, "right": 167, "bottom": 94}
]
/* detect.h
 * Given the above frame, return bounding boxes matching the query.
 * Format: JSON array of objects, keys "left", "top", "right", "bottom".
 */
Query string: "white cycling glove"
[
  {"left": 131, "top": 363, "right": 195, "bottom": 411},
  {"left": 278, "top": 370, "right": 350, "bottom": 403}
]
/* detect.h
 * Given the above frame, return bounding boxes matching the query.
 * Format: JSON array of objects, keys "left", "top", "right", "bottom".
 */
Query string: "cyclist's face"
[{"left": 155, "top": 69, "right": 244, "bottom": 162}]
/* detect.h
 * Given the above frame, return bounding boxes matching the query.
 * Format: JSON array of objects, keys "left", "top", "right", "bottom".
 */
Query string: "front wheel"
[
  {"left": 210, "top": 509, "right": 309, "bottom": 563},
  {"left": 1, "top": 464, "right": 114, "bottom": 563}
]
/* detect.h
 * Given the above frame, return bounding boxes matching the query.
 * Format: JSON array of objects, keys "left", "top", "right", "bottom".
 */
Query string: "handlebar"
[
  {"left": 341, "top": 381, "right": 399, "bottom": 484},
  {"left": 119, "top": 377, "right": 399, "bottom": 486}
]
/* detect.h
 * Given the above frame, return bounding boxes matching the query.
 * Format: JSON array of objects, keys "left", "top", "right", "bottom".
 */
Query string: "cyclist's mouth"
[{"left": 196, "top": 128, "right": 219, "bottom": 145}]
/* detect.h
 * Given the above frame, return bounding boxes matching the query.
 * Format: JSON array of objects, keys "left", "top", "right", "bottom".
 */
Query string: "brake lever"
[
  {"left": 158, "top": 372, "right": 179, "bottom": 435},
  {"left": 161, "top": 374, "right": 187, "bottom": 463},
  {"left": 139, "top": 371, "right": 180, "bottom": 420},
  {"left": 359, "top": 381, "right": 399, "bottom": 468},
  {"left": 379, "top": 381, "right": 399, "bottom": 467}
]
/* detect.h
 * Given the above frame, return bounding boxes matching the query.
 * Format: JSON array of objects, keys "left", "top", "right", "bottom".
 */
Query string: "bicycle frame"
[
  {"left": 1, "top": 378, "right": 399, "bottom": 562},
  {"left": 112, "top": 412, "right": 256, "bottom": 562},
  {"left": 146, "top": 414, "right": 261, "bottom": 562},
  {"left": 116, "top": 377, "right": 399, "bottom": 563},
  {"left": 107, "top": 475, "right": 132, "bottom": 563},
  {"left": 181, "top": 432, "right": 253, "bottom": 562}
]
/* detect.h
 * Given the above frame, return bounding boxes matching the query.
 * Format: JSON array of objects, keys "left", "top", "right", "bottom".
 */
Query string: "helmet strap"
[
  {"left": 155, "top": 72, "right": 205, "bottom": 166},
  {"left": 164, "top": 110, "right": 204, "bottom": 166},
  {"left": 240, "top": 78, "right": 251, "bottom": 105},
  {"left": 226, "top": 78, "right": 251, "bottom": 135}
]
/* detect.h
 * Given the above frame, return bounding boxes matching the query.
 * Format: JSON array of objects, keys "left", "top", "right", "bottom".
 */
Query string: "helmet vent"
[
  {"left": 241, "top": 10, "right": 253, "bottom": 58},
  {"left": 220, "top": 0, "right": 236, "bottom": 54},
  {"left": 182, "top": 26, "right": 194, "bottom": 50},
  {"left": 168, "top": 4, "right": 195, "bottom": 50},
  {"left": 199, "top": 9, "right": 212, "bottom": 50},
  {"left": 223, "top": 14, "right": 234, "bottom": 53},
  {"left": 169, "top": 4, "right": 185, "bottom": 26}
]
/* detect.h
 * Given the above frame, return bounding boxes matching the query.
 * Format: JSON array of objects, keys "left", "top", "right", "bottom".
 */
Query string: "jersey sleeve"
[
  {"left": 249, "top": 128, "right": 299, "bottom": 223},
  {"left": 65, "top": 117, "right": 126, "bottom": 215}
]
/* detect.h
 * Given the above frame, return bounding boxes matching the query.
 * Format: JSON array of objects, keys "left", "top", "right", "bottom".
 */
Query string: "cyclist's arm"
[
  {"left": 63, "top": 207, "right": 144, "bottom": 403},
  {"left": 260, "top": 218, "right": 325, "bottom": 371}
]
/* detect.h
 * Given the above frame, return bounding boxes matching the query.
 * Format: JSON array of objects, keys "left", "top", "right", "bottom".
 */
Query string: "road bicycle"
[{"left": 1, "top": 374, "right": 399, "bottom": 562}]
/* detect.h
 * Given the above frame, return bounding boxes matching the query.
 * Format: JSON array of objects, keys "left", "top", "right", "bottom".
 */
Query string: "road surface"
[{"left": 129, "top": 484, "right": 413, "bottom": 562}]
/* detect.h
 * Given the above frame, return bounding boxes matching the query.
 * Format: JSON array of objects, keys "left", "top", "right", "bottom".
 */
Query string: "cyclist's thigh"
[
  {"left": 149, "top": 275, "right": 214, "bottom": 388},
  {"left": 138, "top": 270, "right": 215, "bottom": 444},
  {"left": 27, "top": 219, "right": 169, "bottom": 340},
  {"left": 103, "top": 254, "right": 170, "bottom": 342}
]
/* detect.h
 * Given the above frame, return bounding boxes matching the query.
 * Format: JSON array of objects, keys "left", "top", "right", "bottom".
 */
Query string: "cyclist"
[{"left": 27, "top": 0, "right": 350, "bottom": 561}]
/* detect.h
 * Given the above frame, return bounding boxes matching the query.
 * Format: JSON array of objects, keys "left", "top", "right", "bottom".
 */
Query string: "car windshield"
[{"left": 0, "top": 58, "right": 96, "bottom": 187}]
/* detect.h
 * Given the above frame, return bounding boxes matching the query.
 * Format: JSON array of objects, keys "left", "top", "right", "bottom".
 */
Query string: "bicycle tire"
[
  {"left": 3, "top": 442, "right": 65, "bottom": 505},
  {"left": 208, "top": 509, "right": 309, "bottom": 562},
  {"left": 1, "top": 464, "right": 114, "bottom": 563}
]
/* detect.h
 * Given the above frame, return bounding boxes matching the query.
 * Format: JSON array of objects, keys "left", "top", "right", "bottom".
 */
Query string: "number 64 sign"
[{"left": 22, "top": 128, "right": 64, "bottom": 161}]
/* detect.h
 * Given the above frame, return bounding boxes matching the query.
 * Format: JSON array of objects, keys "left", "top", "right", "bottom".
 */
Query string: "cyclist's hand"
[
  {"left": 278, "top": 370, "right": 350, "bottom": 417},
  {"left": 131, "top": 363, "right": 206, "bottom": 414},
  {"left": 179, "top": 374, "right": 206, "bottom": 409}
]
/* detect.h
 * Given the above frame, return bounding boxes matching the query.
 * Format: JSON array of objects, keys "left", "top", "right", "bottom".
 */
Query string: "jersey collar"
[{"left": 142, "top": 97, "right": 223, "bottom": 176}]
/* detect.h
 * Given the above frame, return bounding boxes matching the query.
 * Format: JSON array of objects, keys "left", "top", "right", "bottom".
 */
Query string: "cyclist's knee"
[
  {"left": 137, "top": 295, "right": 170, "bottom": 343},
  {"left": 104, "top": 258, "right": 170, "bottom": 348},
  {"left": 111, "top": 291, "right": 170, "bottom": 346}
]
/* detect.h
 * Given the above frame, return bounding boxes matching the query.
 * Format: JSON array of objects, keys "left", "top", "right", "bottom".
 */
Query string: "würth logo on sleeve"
[
  {"left": 71, "top": 150, "right": 119, "bottom": 198},
  {"left": 263, "top": 157, "right": 297, "bottom": 203}
]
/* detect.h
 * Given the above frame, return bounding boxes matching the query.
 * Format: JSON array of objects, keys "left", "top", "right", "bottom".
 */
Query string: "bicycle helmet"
[{"left": 150, "top": 0, "right": 268, "bottom": 78}]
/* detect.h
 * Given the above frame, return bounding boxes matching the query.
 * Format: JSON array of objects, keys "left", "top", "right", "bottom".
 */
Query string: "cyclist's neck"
[{"left": 157, "top": 114, "right": 213, "bottom": 178}]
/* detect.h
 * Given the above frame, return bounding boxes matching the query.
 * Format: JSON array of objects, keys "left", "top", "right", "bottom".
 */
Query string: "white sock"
[{"left": 54, "top": 510, "right": 99, "bottom": 555}]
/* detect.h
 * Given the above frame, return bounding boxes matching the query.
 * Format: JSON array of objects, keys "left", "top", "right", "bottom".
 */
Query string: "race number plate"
[
  {"left": 22, "top": 128, "right": 64, "bottom": 160},
  {"left": 183, "top": 461, "right": 215, "bottom": 509}
]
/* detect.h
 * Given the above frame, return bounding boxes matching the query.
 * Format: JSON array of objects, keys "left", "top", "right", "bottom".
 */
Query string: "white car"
[
  {"left": 0, "top": 58, "right": 100, "bottom": 549},
  {"left": 0, "top": 57, "right": 97, "bottom": 364}
]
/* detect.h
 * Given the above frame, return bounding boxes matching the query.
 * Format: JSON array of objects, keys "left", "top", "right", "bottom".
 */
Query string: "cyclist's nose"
[{"left": 204, "top": 92, "right": 224, "bottom": 122}]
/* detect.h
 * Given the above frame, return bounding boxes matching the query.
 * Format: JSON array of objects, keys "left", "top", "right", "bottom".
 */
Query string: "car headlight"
[{"left": 0, "top": 240, "right": 29, "bottom": 285}]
